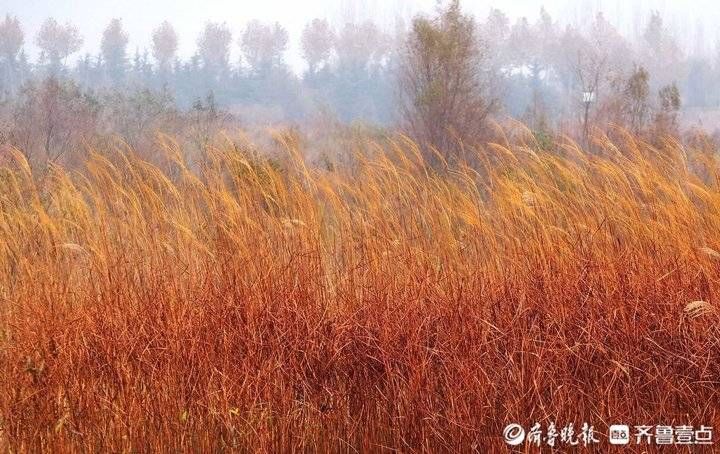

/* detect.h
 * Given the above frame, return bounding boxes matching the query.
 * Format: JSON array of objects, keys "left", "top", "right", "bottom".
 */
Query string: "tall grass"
[{"left": 0, "top": 130, "right": 719, "bottom": 451}]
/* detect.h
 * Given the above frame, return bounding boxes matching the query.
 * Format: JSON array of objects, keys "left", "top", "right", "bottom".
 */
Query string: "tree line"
[
  {"left": 0, "top": 1, "right": 718, "bottom": 155},
  {"left": 0, "top": 15, "right": 398, "bottom": 124}
]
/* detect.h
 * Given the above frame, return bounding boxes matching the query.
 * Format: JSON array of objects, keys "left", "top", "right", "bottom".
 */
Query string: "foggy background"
[
  {"left": 5, "top": 0, "right": 720, "bottom": 70},
  {"left": 2, "top": 0, "right": 720, "bottom": 157}
]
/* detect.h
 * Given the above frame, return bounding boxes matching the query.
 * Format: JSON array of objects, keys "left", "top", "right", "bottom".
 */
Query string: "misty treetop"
[{"left": 0, "top": 2, "right": 714, "bottom": 133}]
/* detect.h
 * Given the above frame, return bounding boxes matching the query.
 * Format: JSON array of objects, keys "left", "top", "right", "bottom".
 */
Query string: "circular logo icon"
[{"left": 503, "top": 424, "right": 526, "bottom": 446}]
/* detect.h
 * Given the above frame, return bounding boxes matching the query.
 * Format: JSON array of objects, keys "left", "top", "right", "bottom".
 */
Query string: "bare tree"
[
  {"left": 152, "top": 21, "right": 178, "bottom": 75},
  {"left": 399, "top": 0, "right": 496, "bottom": 161},
  {"left": 575, "top": 49, "right": 605, "bottom": 144},
  {"left": 12, "top": 78, "right": 99, "bottom": 168},
  {"left": 564, "top": 13, "right": 629, "bottom": 144},
  {"left": 36, "top": 18, "right": 83, "bottom": 76},
  {"left": 301, "top": 18, "right": 335, "bottom": 76}
]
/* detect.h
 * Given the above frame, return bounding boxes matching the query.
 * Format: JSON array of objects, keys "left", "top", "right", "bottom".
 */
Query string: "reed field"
[{"left": 0, "top": 129, "right": 719, "bottom": 451}]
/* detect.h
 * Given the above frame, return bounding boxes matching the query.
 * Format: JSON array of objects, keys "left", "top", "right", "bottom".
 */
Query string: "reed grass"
[{"left": 0, "top": 130, "right": 719, "bottom": 451}]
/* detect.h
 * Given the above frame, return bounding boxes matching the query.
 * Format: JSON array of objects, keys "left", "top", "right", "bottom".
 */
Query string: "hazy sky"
[{"left": 4, "top": 0, "right": 720, "bottom": 69}]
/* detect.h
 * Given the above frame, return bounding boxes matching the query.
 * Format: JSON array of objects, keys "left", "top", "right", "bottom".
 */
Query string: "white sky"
[{"left": 4, "top": 0, "right": 720, "bottom": 69}]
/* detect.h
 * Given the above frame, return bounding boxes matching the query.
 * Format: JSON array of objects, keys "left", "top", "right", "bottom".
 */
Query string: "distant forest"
[{"left": 0, "top": 6, "right": 718, "bottom": 130}]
